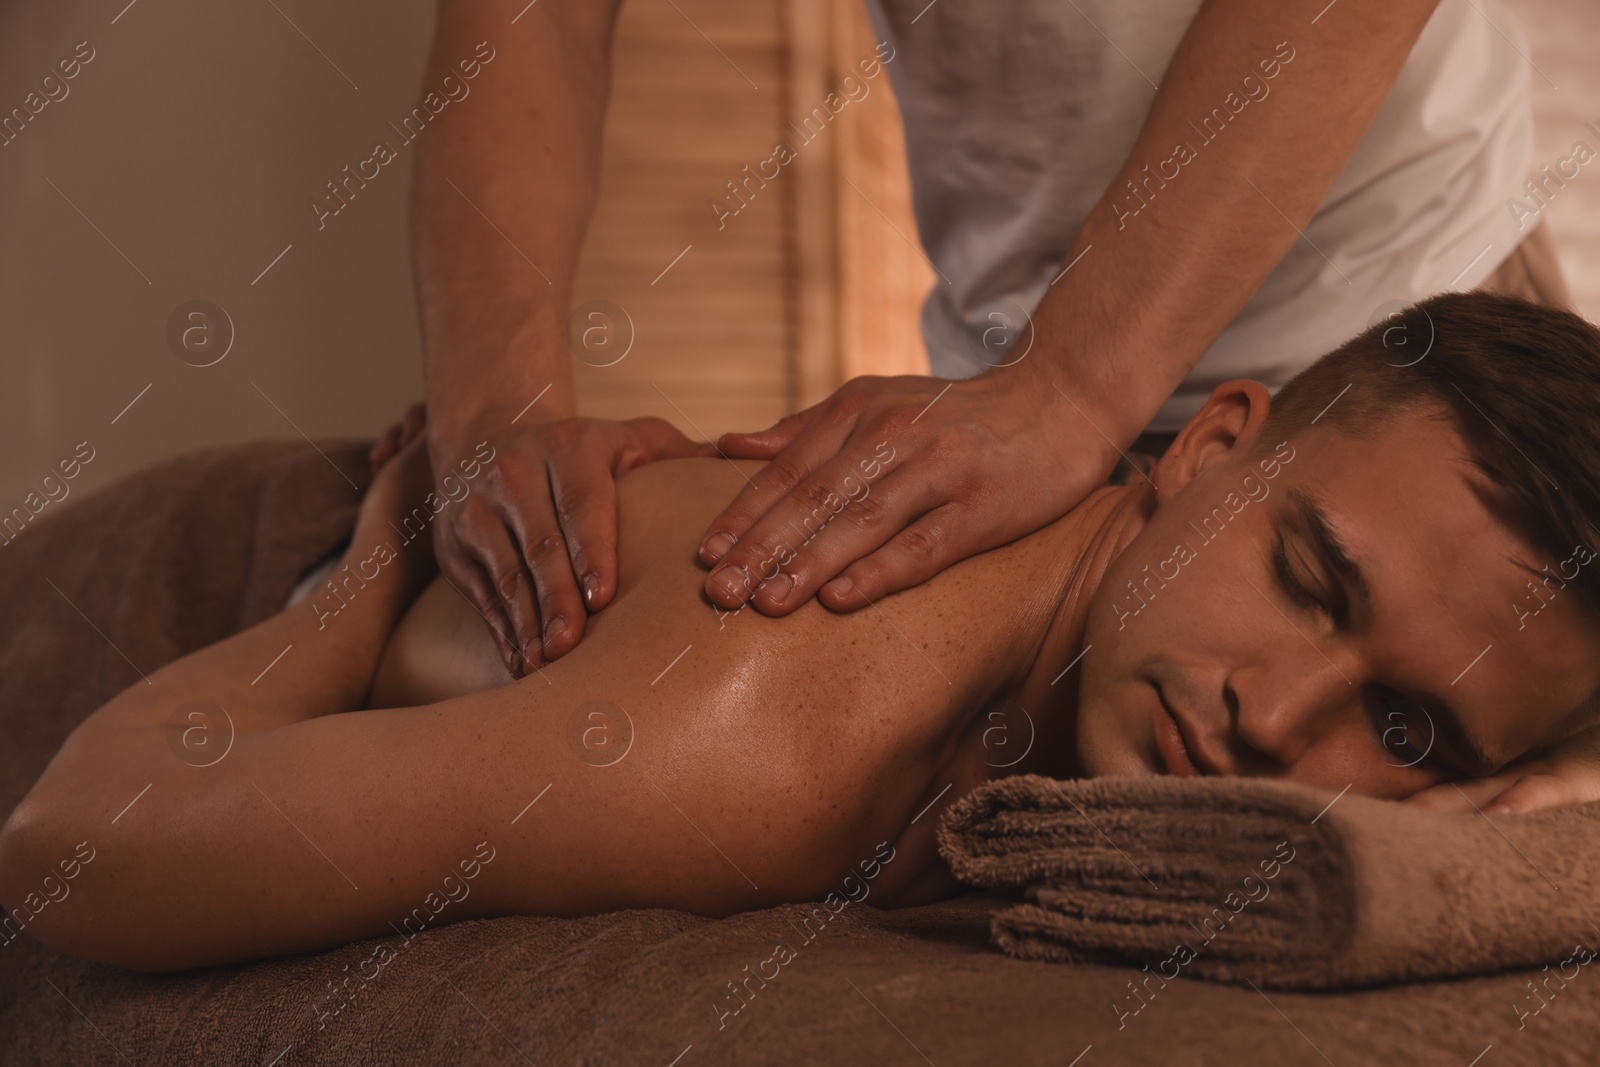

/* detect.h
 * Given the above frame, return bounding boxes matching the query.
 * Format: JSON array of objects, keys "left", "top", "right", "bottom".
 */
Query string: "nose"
[{"left": 1226, "top": 659, "right": 1354, "bottom": 768}]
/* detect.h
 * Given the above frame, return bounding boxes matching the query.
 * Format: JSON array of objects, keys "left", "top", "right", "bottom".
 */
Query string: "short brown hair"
[{"left": 1258, "top": 290, "right": 1600, "bottom": 615}]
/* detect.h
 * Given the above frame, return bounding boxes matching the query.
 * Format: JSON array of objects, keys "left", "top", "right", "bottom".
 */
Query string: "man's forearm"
[
  {"left": 59, "top": 514, "right": 429, "bottom": 742},
  {"left": 1017, "top": 0, "right": 1443, "bottom": 445},
  {"left": 414, "top": 0, "right": 625, "bottom": 444}
]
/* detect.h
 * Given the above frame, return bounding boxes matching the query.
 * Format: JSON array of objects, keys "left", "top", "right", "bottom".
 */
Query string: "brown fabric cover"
[{"left": 2, "top": 441, "right": 1599, "bottom": 1066}]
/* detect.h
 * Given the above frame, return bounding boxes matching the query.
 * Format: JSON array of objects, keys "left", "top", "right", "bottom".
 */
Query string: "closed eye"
[{"left": 1271, "top": 536, "right": 1325, "bottom": 616}]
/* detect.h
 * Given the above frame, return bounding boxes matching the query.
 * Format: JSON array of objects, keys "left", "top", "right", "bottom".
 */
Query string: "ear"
[{"left": 1151, "top": 380, "right": 1274, "bottom": 503}]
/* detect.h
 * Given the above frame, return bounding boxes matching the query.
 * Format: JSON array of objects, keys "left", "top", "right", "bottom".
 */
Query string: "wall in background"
[
  {"left": 1520, "top": 0, "right": 1600, "bottom": 321},
  {"left": 568, "top": 0, "right": 791, "bottom": 432},
  {"left": 0, "top": 0, "right": 437, "bottom": 508},
  {"left": 0, "top": 0, "right": 929, "bottom": 510}
]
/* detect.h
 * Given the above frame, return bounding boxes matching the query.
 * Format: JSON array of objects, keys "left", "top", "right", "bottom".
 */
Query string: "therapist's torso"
[{"left": 863, "top": 0, "right": 1534, "bottom": 431}]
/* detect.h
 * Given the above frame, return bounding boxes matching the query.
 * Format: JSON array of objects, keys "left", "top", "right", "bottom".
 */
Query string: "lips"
[{"left": 1152, "top": 685, "right": 1200, "bottom": 777}]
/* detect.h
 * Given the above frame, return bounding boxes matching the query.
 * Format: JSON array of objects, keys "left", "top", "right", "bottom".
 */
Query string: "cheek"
[
  {"left": 1282, "top": 719, "right": 1441, "bottom": 799},
  {"left": 1072, "top": 684, "right": 1156, "bottom": 778},
  {"left": 1091, "top": 523, "right": 1255, "bottom": 643}
]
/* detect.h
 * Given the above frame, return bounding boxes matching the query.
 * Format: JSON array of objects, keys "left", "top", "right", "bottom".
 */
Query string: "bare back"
[
  {"left": 371, "top": 457, "right": 1078, "bottom": 904},
  {"left": 0, "top": 452, "right": 1108, "bottom": 970}
]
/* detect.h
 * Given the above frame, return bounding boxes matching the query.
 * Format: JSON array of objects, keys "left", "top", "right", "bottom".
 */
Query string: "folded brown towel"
[{"left": 937, "top": 773, "right": 1600, "bottom": 990}]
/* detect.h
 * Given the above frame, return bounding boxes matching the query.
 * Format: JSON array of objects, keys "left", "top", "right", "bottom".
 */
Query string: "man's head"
[{"left": 1076, "top": 291, "right": 1600, "bottom": 798}]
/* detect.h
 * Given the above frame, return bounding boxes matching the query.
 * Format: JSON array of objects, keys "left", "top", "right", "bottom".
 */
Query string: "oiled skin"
[
  {"left": 370, "top": 457, "right": 1115, "bottom": 906},
  {"left": 0, "top": 454, "right": 1130, "bottom": 971}
]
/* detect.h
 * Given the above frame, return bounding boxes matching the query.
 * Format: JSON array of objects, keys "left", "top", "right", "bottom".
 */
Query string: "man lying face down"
[{"left": 5, "top": 291, "right": 1600, "bottom": 973}]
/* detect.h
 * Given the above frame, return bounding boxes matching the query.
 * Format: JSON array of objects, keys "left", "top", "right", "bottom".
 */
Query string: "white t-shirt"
[{"left": 863, "top": 0, "right": 1534, "bottom": 432}]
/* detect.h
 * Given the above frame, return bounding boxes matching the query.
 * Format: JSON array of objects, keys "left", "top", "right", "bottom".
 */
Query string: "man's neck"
[{"left": 1006, "top": 480, "right": 1156, "bottom": 779}]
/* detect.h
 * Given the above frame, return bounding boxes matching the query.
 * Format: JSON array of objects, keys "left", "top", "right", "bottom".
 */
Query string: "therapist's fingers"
[
  {"left": 544, "top": 416, "right": 715, "bottom": 615},
  {"left": 697, "top": 411, "right": 864, "bottom": 569},
  {"left": 435, "top": 526, "right": 534, "bottom": 675},
  {"left": 816, "top": 506, "right": 974, "bottom": 612},
  {"left": 444, "top": 555, "right": 531, "bottom": 674},
  {"left": 505, "top": 470, "right": 595, "bottom": 662},
  {"left": 496, "top": 470, "right": 588, "bottom": 663},
  {"left": 530, "top": 416, "right": 716, "bottom": 654},
  {"left": 704, "top": 461, "right": 930, "bottom": 615},
  {"left": 450, "top": 499, "right": 546, "bottom": 674},
  {"left": 714, "top": 407, "right": 822, "bottom": 463},
  {"left": 546, "top": 444, "right": 621, "bottom": 614},
  {"left": 611, "top": 415, "right": 726, "bottom": 473}
]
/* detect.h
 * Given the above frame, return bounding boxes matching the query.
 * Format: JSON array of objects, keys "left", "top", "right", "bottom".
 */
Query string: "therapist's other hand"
[
  {"left": 1404, "top": 723, "right": 1600, "bottom": 815},
  {"left": 431, "top": 415, "right": 718, "bottom": 676},
  {"left": 696, "top": 372, "right": 1120, "bottom": 615}
]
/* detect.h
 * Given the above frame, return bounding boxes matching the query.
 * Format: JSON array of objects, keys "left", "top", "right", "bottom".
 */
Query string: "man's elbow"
[{"left": 0, "top": 798, "right": 170, "bottom": 972}]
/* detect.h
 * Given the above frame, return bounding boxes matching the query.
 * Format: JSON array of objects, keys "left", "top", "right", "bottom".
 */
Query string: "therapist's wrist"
[
  {"left": 989, "top": 342, "right": 1164, "bottom": 469},
  {"left": 959, "top": 362, "right": 1111, "bottom": 491},
  {"left": 427, "top": 362, "right": 577, "bottom": 456},
  {"left": 425, "top": 305, "right": 578, "bottom": 435}
]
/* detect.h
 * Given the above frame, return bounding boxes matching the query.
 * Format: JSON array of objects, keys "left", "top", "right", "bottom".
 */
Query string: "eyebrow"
[{"left": 1283, "top": 487, "right": 1499, "bottom": 776}]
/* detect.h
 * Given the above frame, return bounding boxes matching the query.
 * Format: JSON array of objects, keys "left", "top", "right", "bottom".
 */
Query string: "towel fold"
[{"left": 937, "top": 774, "right": 1600, "bottom": 990}]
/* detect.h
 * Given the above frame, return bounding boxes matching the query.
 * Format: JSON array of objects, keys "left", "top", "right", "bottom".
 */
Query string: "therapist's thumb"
[{"left": 717, "top": 410, "right": 814, "bottom": 458}]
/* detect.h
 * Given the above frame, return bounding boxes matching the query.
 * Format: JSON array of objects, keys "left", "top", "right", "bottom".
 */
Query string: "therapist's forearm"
[
  {"left": 1019, "top": 0, "right": 1442, "bottom": 444},
  {"left": 413, "top": 0, "right": 623, "bottom": 447}
]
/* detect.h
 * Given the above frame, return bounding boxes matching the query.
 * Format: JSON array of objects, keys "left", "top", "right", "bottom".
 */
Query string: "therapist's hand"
[
  {"left": 695, "top": 370, "right": 1123, "bottom": 615},
  {"left": 431, "top": 415, "right": 718, "bottom": 676}
]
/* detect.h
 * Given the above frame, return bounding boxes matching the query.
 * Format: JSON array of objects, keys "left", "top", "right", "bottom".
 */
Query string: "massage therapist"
[{"left": 399, "top": 0, "right": 1538, "bottom": 675}]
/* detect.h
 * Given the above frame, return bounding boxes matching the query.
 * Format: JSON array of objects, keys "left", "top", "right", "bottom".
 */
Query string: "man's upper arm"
[{"left": 8, "top": 689, "right": 837, "bottom": 971}]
